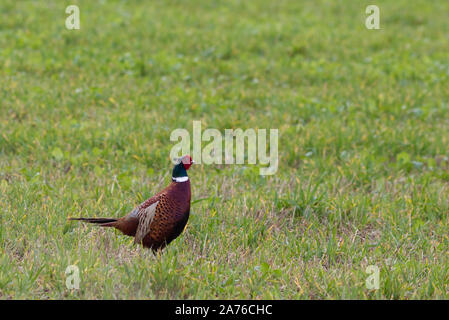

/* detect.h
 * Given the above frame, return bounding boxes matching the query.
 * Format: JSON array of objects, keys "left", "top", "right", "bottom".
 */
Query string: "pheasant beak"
[{"left": 191, "top": 160, "right": 195, "bottom": 164}]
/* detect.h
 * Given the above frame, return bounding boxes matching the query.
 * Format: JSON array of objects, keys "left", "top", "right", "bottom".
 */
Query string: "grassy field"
[{"left": 1, "top": 0, "right": 449, "bottom": 299}]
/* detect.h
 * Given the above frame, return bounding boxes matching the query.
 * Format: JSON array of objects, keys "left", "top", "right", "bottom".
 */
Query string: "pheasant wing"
[{"left": 134, "top": 200, "right": 160, "bottom": 245}]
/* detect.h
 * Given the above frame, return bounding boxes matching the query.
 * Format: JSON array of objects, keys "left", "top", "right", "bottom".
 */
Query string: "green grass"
[{"left": 1, "top": 0, "right": 449, "bottom": 299}]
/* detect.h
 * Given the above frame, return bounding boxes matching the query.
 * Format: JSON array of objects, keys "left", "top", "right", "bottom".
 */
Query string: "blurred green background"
[{"left": 0, "top": 0, "right": 448, "bottom": 299}]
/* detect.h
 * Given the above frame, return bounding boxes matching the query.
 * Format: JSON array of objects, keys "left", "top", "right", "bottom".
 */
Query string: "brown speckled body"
[{"left": 114, "top": 180, "right": 191, "bottom": 251}]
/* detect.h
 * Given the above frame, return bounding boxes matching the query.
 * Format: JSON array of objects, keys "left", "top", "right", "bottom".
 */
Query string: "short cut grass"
[{"left": 0, "top": 0, "right": 448, "bottom": 299}]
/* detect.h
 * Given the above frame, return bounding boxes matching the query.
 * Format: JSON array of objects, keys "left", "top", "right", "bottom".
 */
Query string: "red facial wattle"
[{"left": 182, "top": 155, "right": 193, "bottom": 170}]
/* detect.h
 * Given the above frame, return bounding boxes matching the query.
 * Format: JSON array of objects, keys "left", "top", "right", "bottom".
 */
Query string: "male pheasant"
[{"left": 70, "top": 155, "right": 194, "bottom": 251}]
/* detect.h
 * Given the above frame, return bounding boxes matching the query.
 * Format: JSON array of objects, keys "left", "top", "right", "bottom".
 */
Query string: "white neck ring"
[{"left": 172, "top": 176, "right": 188, "bottom": 182}]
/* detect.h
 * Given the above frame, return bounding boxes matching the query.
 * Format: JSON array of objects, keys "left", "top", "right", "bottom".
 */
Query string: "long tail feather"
[{"left": 69, "top": 217, "right": 118, "bottom": 226}]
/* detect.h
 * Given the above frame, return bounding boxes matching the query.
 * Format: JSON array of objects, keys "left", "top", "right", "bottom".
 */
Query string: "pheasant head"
[{"left": 172, "top": 155, "right": 195, "bottom": 182}]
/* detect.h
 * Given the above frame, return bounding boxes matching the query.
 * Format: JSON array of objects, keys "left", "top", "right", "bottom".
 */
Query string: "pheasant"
[{"left": 69, "top": 155, "right": 194, "bottom": 251}]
